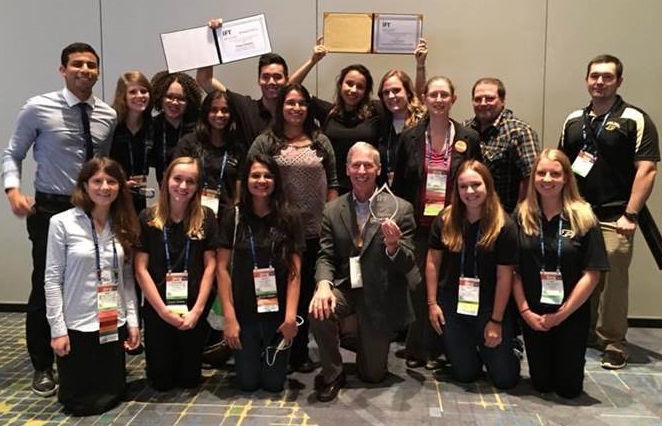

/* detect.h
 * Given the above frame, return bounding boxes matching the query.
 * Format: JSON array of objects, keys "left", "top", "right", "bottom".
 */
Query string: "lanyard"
[
  {"left": 89, "top": 216, "right": 118, "bottom": 284},
  {"left": 460, "top": 225, "right": 480, "bottom": 278},
  {"left": 127, "top": 131, "right": 149, "bottom": 176},
  {"left": 163, "top": 227, "right": 190, "bottom": 273},
  {"left": 202, "top": 151, "right": 228, "bottom": 191},
  {"left": 581, "top": 102, "right": 616, "bottom": 151},
  {"left": 162, "top": 121, "right": 183, "bottom": 167},
  {"left": 539, "top": 216, "right": 563, "bottom": 272},
  {"left": 247, "top": 225, "right": 273, "bottom": 269},
  {"left": 425, "top": 126, "right": 452, "bottom": 163}
]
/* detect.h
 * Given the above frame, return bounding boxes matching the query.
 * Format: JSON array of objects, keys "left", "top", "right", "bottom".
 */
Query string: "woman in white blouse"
[{"left": 45, "top": 157, "right": 140, "bottom": 416}]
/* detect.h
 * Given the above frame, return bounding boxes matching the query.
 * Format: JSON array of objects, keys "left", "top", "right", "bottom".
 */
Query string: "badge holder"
[
  {"left": 424, "top": 168, "right": 448, "bottom": 217},
  {"left": 254, "top": 267, "right": 279, "bottom": 313},
  {"left": 98, "top": 269, "right": 119, "bottom": 344},
  {"left": 166, "top": 271, "right": 189, "bottom": 315},
  {"left": 201, "top": 188, "right": 220, "bottom": 215},
  {"left": 457, "top": 276, "right": 480, "bottom": 317}
]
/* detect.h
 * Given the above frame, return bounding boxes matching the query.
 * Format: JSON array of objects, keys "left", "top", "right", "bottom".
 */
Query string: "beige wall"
[{"left": 1, "top": 0, "right": 660, "bottom": 318}]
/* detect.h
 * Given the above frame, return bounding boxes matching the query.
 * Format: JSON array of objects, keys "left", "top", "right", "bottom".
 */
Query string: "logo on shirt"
[
  {"left": 560, "top": 229, "right": 575, "bottom": 239},
  {"left": 604, "top": 121, "right": 620, "bottom": 132}
]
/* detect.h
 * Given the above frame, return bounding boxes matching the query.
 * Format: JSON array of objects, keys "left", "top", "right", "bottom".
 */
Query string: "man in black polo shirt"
[{"left": 559, "top": 54, "right": 659, "bottom": 370}]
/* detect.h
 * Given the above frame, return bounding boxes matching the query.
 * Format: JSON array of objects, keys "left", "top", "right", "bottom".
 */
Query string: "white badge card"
[
  {"left": 349, "top": 256, "right": 363, "bottom": 288},
  {"left": 457, "top": 277, "right": 480, "bottom": 316},
  {"left": 201, "top": 188, "right": 220, "bottom": 215},
  {"left": 97, "top": 281, "right": 119, "bottom": 344},
  {"left": 571, "top": 150, "right": 596, "bottom": 178},
  {"left": 424, "top": 168, "right": 447, "bottom": 217},
  {"left": 166, "top": 272, "right": 189, "bottom": 315},
  {"left": 540, "top": 271, "right": 564, "bottom": 305},
  {"left": 254, "top": 267, "right": 279, "bottom": 313}
]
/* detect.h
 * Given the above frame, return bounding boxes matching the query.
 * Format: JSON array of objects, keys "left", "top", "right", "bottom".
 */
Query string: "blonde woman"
[
  {"left": 426, "top": 160, "right": 519, "bottom": 389},
  {"left": 513, "top": 149, "right": 608, "bottom": 398},
  {"left": 134, "top": 157, "right": 218, "bottom": 391}
]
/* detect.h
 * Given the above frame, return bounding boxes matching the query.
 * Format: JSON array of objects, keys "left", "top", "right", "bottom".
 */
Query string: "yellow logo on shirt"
[{"left": 604, "top": 121, "right": 620, "bottom": 131}]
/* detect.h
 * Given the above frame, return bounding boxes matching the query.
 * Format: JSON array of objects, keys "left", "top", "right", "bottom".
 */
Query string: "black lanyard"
[
  {"left": 162, "top": 121, "right": 183, "bottom": 167},
  {"left": 163, "top": 227, "right": 190, "bottom": 273},
  {"left": 460, "top": 225, "right": 480, "bottom": 278},
  {"left": 89, "top": 216, "right": 118, "bottom": 284},
  {"left": 580, "top": 102, "right": 617, "bottom": 152},
  {"left": 539, "top": 216, "right": 563, "bottom": 272},
  {"left": 127, "top": 130, "right": 149, "bottom": 177},
  {"left": 202, "top": 151, "right": 228, "bottom": 191}
]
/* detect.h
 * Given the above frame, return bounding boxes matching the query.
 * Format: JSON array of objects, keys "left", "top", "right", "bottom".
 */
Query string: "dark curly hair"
[{"left": 151, "top": 71, "right": 201, "bottom": 125}]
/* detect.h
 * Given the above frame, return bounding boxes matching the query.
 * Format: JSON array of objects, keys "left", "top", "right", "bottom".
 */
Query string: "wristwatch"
[{"left": 623, "top": 211, "right": 639, "bottom": 223}]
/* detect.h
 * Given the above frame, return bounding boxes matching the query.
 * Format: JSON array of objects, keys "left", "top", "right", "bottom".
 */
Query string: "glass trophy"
[{"left": 369, "top": 183, "right": 399, "bottom": 223}]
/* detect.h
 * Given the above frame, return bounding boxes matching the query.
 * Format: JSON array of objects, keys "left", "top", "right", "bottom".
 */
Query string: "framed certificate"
[
  {"left": 372, "top": 14, "right": 423, "bottom": 54},
  {"left": 160, "top": 14, "right": 272, "bottom": 73},
  {"left": 323, "top": 12, "right": 373, "bottom": 53}
]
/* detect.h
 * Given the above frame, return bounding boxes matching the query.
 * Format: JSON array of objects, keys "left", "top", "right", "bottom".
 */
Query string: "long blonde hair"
[
  {"left": 441, "top": 160, "right": 505, "bottom": 252},
  {"left": 377, "top": 69, "right": 426, "bottom": 128},
  {"left": 517, "top": 149, "right": 596, "bottom": 237},
  {"left": 148, "top": 156, "right": 207, "bottom": 239}
]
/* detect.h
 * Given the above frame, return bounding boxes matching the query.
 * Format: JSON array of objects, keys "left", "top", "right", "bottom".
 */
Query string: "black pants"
[
  {"left": 26, "top": 193, "right": 72, "bottom": 370},
  {"left": 523, "top": 306, "right": 590, "bottom": 398},
  {"left": 57, "top": 326, "right": 127, "bottom": 416},
  {"left": 289, "top": 237, "right": 319, "bottom": 368}
]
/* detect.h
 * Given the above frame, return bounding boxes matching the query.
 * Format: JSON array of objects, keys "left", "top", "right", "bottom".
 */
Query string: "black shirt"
[{"left": 150, "top": 114, "right": 195, "bottom": 184}]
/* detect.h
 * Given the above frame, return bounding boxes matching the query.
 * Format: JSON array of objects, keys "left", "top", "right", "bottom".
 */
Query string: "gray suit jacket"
[{"left": 315, "top": 192, "right": 419, "bottom": 331}]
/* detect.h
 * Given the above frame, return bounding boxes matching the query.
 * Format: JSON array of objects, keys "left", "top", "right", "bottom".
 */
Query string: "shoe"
[
  {"left": 405, "top": 358, "right": 425, "bottom": 368},
  {"left": 127, "top": 343, "right": 144, "bottom": 356},
  {"left": 293, "top": 358, "right": 316, "bottom": 373},
  {"left": 425, "top": 359, "right": 442, "bottom": 370},
  {"left": 201, "top": 339, "right": 233, "bottom": 368},
  {"left": 32, "top": 369, "right": 57, "bottom": 397},
  {"left": 317, "top": 372, "right": 346, "bottom": 402},
  {"left": 601, "top": 350, "right": 627, "bottom": 370}
]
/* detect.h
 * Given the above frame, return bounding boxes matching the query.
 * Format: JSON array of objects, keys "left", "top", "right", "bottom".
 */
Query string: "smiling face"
[
  {"left": 347, "top": 145, "right": 380, "bottom": 197},
  {"left": 125, "top": 83, "right": 150, "bottom": 115},
  {"left": 282, "top": 89, "right": 308, "bottom": 128},
  {"left": 167, "top": 162, "right": 198, "bottom": 206},
  {"left": 534, "top": 157, "right": 566, "bottom": 200},
  {"left": 457, "top": 168, "right": 487, "bottom": 212},
  {"left": 340, "top": 70, "right": 368, "bottom": 110},
  {"left": 59, "top": 51, "right": 99, "bottom": 99},
  {"left": 424, "top": 78, "right": 456, "bottom": 118},
  {"left": 207, "top": 96, "right": 230, "bottom": 131},
  {"left": 258, "top": 63, "right": 287, "bottom": 101},
  {"left": 381, "top": 75, "right": 409, "bottom": 117},
  {"left": 472, "top": 82, "right": 504, "bottom": 127},
  {"left": 84, "top": 170, "right": 119, "bottom": 209},
  {"left": 247, "top": 161, "right": 275, "bottom": 201},
  {"left": 162, "top": 80, "right": 187, "bottom": 122}
]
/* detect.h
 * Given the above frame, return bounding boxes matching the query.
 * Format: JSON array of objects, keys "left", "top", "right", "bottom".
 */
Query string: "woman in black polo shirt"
[{"left": 513, "top": 149, "right": 608, "bottom": 398}]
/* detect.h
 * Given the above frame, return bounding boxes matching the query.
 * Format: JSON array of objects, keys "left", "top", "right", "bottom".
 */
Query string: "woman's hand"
[
  {"left": 278, "top": 318, "right": 298, "bottom": 343},
  {"left": 160, "top": 308, "right": 185, "bottom": 328},
  {"left": 428, "top": 303, "right": 445, "bottom": 335},
  {"left": 521, "top": 309, "right": 547, "bottom": 332},
  {"left": 51, "top": 335, "right": 71, "bottom": 357},
  {"left": 124, "top": 326, "right": 141, "bottom": 350},
  {"left": 179, "top": 309, "right": 201, "bottom": 331},
  {"left": 224, "top": 318, "right": 242, "bottom": 350},
  {"left": 483, "top": 320, "right": 503, "bottom": 348}
]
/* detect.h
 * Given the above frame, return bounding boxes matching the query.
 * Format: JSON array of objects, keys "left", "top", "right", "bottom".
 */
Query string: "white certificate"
[
  {"left": 160, "top": 26, "right": 220, "bottom": 73},
  {"left": 216, "top": 14, "right": 272, "bottom": 63},
  {"left": 372, "top": 14, "right": 423, "bottom": 54}
]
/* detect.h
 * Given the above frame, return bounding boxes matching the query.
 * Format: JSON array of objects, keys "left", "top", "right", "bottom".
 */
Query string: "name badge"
[
  {"left": 201, "top": 188, "right": 220, "bottom": 215},
  {"left": 540, "top": 271, "right": 564, "bottom": 305},
  {"left": 166, "top": 271, "right": 189, "bottom": 315},
  {"left": 457, "top": 277, "right": 480, "bottom": 316},
  {"left": 254, "top": 267, "right": 279, "bottom": 313},
  {"left": 571, "top": 150, "right": 595, "bottom": 178},
  {"left": 97, "top": 270, "right": 119, "bottom": 344},
  {"left": 424, "top": 168, "right": 448, "bottom": 217},
  {"left": 349, "top": 256, "right": 363, "bottom": 288}
]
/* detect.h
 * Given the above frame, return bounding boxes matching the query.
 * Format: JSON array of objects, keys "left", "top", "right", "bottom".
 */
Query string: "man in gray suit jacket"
[{"left": 309, "top": 142, "right": 419, "bottom": 402}]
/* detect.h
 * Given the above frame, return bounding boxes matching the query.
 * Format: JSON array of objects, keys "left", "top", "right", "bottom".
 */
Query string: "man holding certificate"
[{"left": 309, "top": 142, "right": 418, "bottom": 402}]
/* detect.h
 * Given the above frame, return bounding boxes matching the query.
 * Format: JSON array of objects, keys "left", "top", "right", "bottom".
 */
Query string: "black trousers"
[
  {"left": 26, "top": 193, "right": 72, "bottom": 370},
  {"left": 522, "top": 305, "right": 590, "bottom": 398},
  {"left": 57, "top": 326, "right": 127, "bottom": 416},
  {"left": 289, "top": 237, "right": 319, "bottom": 368}
]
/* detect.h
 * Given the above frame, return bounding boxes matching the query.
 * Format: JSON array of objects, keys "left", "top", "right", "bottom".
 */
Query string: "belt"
[{"left": 35, "top": 191, "right": 71, "bottom": 203}]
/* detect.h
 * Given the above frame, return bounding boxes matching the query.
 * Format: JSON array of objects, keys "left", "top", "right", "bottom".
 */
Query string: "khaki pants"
[{"left": 590, "top": 221, "right": 634, "bottom": 355}]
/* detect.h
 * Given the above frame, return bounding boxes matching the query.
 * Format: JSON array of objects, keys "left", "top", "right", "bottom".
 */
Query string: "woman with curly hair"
[
  {"left": 134, "top": 156, "right": 218, "bottom": 391},
  {"left": 150, "top": 71, "right": 201, "bottom": 184},
  {"left": 45, "top": 157, "right": 141, "bottom": 415}
]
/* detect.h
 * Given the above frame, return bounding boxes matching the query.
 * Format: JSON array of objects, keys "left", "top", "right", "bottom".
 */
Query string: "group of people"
[{"left": 2, "top": 27, "right": 659, "bottom": 416}]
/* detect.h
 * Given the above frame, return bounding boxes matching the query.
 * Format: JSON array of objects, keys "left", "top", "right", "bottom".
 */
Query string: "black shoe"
[
  {"left": 127, "top": 343, "right": 144, "bottom": 356},
  {"left": 201, "top": 339, "right": 233, "bottom": 368},
  {"left": 405, "top": 358, "right": 425, "bottom": 368},
  {"left": 317, "top": 372, "right": 346, "bottom": 402},
  {"left": 293, "top": 358, "right": 316, "bottom": 373},
  {"left": 32, "top": 369, "right": 57, "bottom": 397},
  {"left": 601, "top": 350, "right": 627, "bottom": 370}
]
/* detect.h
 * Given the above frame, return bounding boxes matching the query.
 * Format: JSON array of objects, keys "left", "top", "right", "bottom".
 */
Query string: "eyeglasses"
[{"left": 165, "top": 95, "right": 187, "bottom": 104}]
